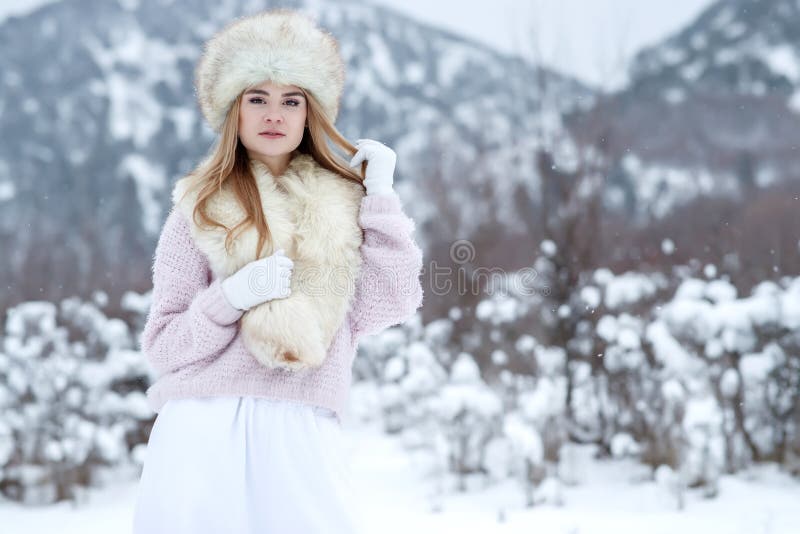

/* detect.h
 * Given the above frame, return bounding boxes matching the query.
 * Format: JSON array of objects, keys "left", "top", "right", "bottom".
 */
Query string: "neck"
[{"left": 250, "top": 151, "right": 295, "bottom": 177}]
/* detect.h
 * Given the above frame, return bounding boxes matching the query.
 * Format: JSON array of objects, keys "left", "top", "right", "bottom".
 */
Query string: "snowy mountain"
[
  {"left": 631, "top": 0, "right": 800, "bottom": 104},
  {"left": 0, "top": 0, "right": 590, "bottom": 309},
  {"left": 566, "top": 0, "right": 800, "bottom": 218}
]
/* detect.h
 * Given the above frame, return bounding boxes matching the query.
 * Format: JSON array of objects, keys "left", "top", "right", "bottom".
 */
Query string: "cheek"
[
  {"left": 238, "top": 111, "right": 250, "bottom": 130},
  {"left": 290, "top": 113, "right": 306, "bottom": 134},
  {"left": 241, "top": 111, "right": 262, "bottom": 136},
  {"left": 296, "top": 110, "right": 308, "bottom": 129}
]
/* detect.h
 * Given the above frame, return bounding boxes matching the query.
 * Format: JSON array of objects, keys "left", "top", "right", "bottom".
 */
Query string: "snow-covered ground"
[{"left": 2, "top": 418, "right": 798, "bottom": 534}]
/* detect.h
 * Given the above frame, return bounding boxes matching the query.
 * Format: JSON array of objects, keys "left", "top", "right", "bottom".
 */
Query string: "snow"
[
  {"left": 435, "top": 383, "right": 502, "bottom": 420},
  {"left": 490, "top": 349, "right": 508, "bottom": 366},
  {"left": 705, "top": 279, "right": 736, "bottom": 302},
  {"left": 714, "top": 46, "right": 739, "bottom": 66},
  {"left": 475, "top": 294, "right": 522, "bottom": 325},
  {"left": 503, "top": 412, "right": 544, "bottom": 464},
  {"left": 484, "top": 436, "right": 512, "bottom": 481},
  {"left": 660, "top": 46, "right": 687, "bottom": 67},
  {"left": 0, "top": 165, "right": 13, "bottom": 203},
  {"left": 662, "top": 299, "right": 717, "bottom": 345},
  {"left": 592, "top": 267, "right": 614, "bottom": 286},
  {"left": 646, "top": 320, "right": 704, "bottom": 378},
  {"left": 722, "top": 21, "right": 746, "bottom": 40},
  {"left": 779, "top": 278, "right": 800, "bottom": 328},
  {"left": 384, "top": 354, "right": 406, "bottom": 381},
  {"left": 358, "top": 327, "right": 407, "bottom": 357},
  {"left": 596, "top": 315, "right": 619, "bottom": 342},
  {"left": 450, "top": 352, "right": 480, "bottom": 383},
  {"left": 0, "top": 1, "right": 61, "bottom": 24},
  {"left": 661, "top": 379, "right": 686, "bottom": 404},
  {"left": 424, "top": 318, "right": 453, "bottom": 346},
  {"left": 540, "top": 239, "right": 557, "bottom": 257},
  {"left": 664, "top": 87, "right": 686, "bottom": 105},
  {"left": 120, "top": 290, "right": 151, "bottom": 316},
  {"left": 81, "top": 27, "right": 197, "bottom": 149},
  {"left": 617, "top": 325, "right": 641, "bottom": 350},
  {"left": 674, "top": 278, "right": 706, "bottom": 300},
  {"left": 624, "top": 156, "right": 730, "bottom": 219},
  {"left": 403, "top": 61, "right": 426, "bottom": 84},
  {"left": 514, "top": 334, "right": 536, "bottom": 355},
  {"left": 365, "top": 32, "right": 398, "bottom": 86},
  {"left": 534, "top": 346, "right": 565, "bottom": 375},
  {"left": 433, "top": 44, "right": 466, "bottom": 85},
  {"left": 579, "top": 285, "right": 601, "bottom": 309},
  {"left": 2, "top": 421, "right": 799, "bottom": 534},
  {"left": 680, "top": 59, "right": 705, "bottom": 81},
  {"left": 610, "top": 433, "right": 641, "bottom": 459},
  {"left": 683, "top": 394, "right": 723, "bottom": 430},
  {"left": 604, "top": 344, "right": 645, "bottom": 373},
  {"left": 118, "top": 0, "right": 140, "bottom": 11},
  {"left": 764, "top": 44, "right": 800, "bottom": 82},
  {"left": 788, "top": 89, "right": 800, "bottom": 114},
  {"left": 0, "top": 425, "right": 13, "bottom": 465},
  {"left": 164, "top": 107, "right": 196, "bottom": 142},
  {"left": 719, "top": 368, "right": 739, "bottom": 398},
  {"left": 690, "top": 33, "right": 707, "bottom": 50},
  {"left": 739, "top": 344, "right": 783, "bottom": 386},
  {"left": 603, "top": 272, "right": 659, "bottom": 309},
  {"left": 716, "top": 300, "right": 757, "bottom": 353},
  {"left": 519, "top": 377, "right": 566, "bottom": 425},
  {"left": 710, "top": 5, "right": 736, "bottom": 32}
]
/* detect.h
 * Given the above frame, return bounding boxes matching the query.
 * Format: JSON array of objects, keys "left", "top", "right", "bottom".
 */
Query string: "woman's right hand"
[{"left": 220, "top": 248, "right": 294, "bottom": 311}]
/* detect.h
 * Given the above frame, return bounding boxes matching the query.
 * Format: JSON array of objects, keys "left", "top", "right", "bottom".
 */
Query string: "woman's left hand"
[{"left": 349, "top": 138, "right": 396, "bottom": 196}]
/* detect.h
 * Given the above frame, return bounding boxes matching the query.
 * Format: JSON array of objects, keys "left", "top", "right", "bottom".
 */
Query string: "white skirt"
[{"left": 132, "top": 396, "right": 366, "bottom": 534}]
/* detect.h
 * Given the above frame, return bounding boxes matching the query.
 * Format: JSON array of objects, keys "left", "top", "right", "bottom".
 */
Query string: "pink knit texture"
[{"left": 139, "top": 191, "right": 424, "bottom": 421}]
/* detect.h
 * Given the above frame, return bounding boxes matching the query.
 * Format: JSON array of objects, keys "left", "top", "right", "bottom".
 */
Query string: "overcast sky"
[{"left": 1, "top": 0, "right": 716, "bottom": 89}]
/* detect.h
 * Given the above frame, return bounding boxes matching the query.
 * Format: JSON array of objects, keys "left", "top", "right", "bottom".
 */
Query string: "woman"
[{"left": 132, "top": 9, "right": 424, "bottom": 533}]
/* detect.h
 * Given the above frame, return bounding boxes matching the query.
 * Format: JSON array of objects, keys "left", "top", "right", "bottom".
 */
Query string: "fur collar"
[{"left": 171, "top": 152, "right": 365, "bottom": 370}]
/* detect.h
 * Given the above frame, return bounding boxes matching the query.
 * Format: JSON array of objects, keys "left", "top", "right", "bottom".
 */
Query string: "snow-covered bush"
[
  {"left": 430, "top": 352, "right": 503, "bottom": 491},
  {"left": 354, "top": 265, "right": 800, "bottom": 507},
  {"left": 0, "top": 294, "right": 153, "bottom": 504}
]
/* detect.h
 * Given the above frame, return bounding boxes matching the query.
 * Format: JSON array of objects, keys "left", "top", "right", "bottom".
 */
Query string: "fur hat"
[{"left": 195, "top": 8, "right": 346, "bottom": 133}]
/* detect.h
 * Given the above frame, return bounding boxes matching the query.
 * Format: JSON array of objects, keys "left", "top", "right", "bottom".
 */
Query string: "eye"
[{"left": 247, "top": 97, "right": 301, "bottom": 107}]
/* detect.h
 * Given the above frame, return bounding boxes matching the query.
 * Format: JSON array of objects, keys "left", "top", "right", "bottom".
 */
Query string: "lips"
[{"left": 259, "top": 131, "right": 285, "bottom": 138}]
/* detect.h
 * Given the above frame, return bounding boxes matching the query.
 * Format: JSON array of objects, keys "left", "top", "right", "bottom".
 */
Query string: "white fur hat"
[{"left": 195, "top": 8, "right": 346, "bottom": 133}]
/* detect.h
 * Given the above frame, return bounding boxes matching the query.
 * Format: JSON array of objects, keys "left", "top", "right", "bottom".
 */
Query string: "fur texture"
[
  {"left": 171, "top": 153, "right": 365, "bottom": 370},
  {"left": 195, "top": 8, "right": 346, "bottom": 132}
]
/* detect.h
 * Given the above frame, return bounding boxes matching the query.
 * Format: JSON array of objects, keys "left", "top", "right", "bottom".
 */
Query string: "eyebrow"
[{"left": 244, "top": 89, "right": 305, "bottom": 98}]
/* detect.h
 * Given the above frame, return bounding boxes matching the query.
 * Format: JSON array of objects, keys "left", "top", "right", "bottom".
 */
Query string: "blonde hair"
[{"left": 180, "top": 86, "right": 366, "bottom": 259}]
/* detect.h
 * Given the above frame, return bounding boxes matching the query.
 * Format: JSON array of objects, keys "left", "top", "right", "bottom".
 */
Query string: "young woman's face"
[{"left": 238, "top": 80, "right": 308, "bottom": 172}]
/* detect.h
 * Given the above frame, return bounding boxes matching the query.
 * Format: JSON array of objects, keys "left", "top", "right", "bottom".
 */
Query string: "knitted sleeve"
[
  {"left": 348, "top": 191, "right": 424, "bottom": 341},
  {"left": 140, "top": 208, "right": 244, "bottom": 375}
]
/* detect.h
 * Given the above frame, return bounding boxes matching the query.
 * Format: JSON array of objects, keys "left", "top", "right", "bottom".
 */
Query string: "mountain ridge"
[{"left": 0, "top": 0, "right": 589, "bottom": 309}]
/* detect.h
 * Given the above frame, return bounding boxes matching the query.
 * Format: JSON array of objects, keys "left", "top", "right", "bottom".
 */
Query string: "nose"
[{"left": 262, "top": 107, "right": 284, "bottom": 123}]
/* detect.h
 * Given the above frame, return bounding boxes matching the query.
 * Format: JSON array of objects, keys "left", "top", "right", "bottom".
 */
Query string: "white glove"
[
  {"left": 349, "top": 138, "right": 396, "bottom": 196},
  {"left": 221, "top": 248, "right": 294, "bottom": 311}
]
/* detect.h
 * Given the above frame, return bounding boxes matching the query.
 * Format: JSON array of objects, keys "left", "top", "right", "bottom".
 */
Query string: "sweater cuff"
[
  {"left": 361, "top": 190, "right": 402, "bottom": 213},
  {"left": 196, "top": 278, "right": 244, "bottom": 325}
]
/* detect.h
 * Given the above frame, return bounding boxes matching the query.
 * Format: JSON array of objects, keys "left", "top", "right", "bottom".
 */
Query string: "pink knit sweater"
[{"left": 140, "top": 191, "right": 423, "bottom": 421}]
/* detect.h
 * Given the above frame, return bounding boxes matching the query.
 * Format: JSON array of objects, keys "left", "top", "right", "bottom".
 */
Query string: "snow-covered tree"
[{"left": 0, "top": 294, "right": 153, "bottom": 504}]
